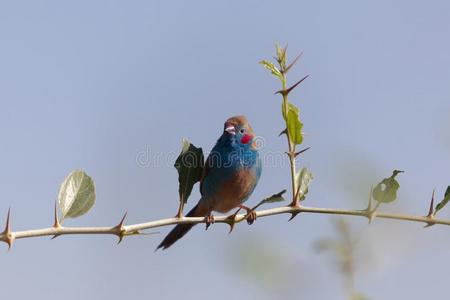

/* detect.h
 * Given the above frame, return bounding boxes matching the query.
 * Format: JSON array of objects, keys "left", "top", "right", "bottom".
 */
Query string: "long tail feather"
[{"left": 156, "top": 204, "right": 203, "bottom": 250}]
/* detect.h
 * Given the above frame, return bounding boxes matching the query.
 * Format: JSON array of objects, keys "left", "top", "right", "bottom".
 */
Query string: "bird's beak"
[{"left": 225, "top": 126, "right": 236, "bottom": 135}]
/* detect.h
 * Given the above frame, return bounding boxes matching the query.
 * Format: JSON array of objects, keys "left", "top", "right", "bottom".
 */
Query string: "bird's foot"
[
  {"left": 239, "top": 205, "right": 257, "bottom": 225},
  {"left": 205, "top": 213, "right": 215, "bottom": 230}
]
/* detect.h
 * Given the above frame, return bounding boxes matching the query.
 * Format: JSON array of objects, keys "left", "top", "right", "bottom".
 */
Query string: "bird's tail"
[{"left": 156, "top": 203, "right": 206, "bottom": 250}]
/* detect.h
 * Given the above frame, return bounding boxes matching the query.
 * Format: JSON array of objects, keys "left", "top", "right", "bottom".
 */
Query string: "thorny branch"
[{"left": 1, "top": 193, "right": 446, "bottom": 249}]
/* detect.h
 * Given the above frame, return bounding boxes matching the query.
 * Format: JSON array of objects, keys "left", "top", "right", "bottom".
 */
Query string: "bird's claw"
[
  {"left": 205, "top": 214, "right": 215, "bottom": 230},
  {"left": 240, "top": 205, "right": 257, "bottom": 225},
  {"left": 246, "top": 210, "right": 257, "bottom": 225}
]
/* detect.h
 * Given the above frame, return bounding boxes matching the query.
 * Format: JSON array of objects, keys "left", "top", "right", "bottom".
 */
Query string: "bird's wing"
[{"left": 199, "top": 154, "right": 211, "bottom": 196}]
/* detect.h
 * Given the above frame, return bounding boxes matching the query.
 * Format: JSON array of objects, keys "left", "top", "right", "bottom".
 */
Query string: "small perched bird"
[{"left": 157, "top": 115, "right": 262, "bottom": 250}]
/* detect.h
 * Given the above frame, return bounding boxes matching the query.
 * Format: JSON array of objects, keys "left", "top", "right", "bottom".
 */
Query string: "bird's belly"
[
  {"left": 212, "top": 196, "right": 244, "bottom": 213},
  {"left": 209, "top": 168, "right": 257, "bottom": 213}
]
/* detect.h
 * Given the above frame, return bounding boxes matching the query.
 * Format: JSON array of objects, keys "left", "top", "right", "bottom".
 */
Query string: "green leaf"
[
  {"left": 282, "top": 102, "right": 303, "bottom": 145},
  {"left": 259, "top": 60, "right": 282, "bottom": 80},
  {"left": 253, "top": 190, "right": 286, "bottom": 210},
  {"left": 373, "top": 170, "right": 403, "bottom": 203},
  {"left": 295, "top": 168, "right": 313, "bottom": 201},
  {"left": 58, "top": 170, "right": 96, "bottom": 219},
  {"left": 174, "top": 138, "right": 204, "bottom": 204},
  {"left": 435, "top": 186, "right": 450, "bottom": 214},
  {"left": 260, "top": 190, "right": 286, "bottom": 205}
]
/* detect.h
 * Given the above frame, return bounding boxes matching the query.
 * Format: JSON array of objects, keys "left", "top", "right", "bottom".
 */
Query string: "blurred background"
[{"left": 1, "top": 1, "right": 450, "bottom": 299}]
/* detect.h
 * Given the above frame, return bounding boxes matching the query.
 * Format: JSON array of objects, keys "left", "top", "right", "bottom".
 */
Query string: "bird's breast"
[{"left": 208, "top": 167, "right": 258, "bottom": 213}]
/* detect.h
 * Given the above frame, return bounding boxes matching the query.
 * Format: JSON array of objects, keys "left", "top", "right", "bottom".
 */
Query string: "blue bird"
[{"left": 157, "top": 116, "right": 262, "bottom": 250}]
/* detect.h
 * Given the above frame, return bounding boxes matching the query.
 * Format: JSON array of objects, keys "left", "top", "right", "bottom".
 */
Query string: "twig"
[{"left": 1, "top": 204, "right": 448, "bottom": 248}]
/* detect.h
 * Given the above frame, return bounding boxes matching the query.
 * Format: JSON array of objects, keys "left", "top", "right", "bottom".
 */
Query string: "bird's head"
[{"left": 222, "top": 115, "right": 256, "bottom": 149}]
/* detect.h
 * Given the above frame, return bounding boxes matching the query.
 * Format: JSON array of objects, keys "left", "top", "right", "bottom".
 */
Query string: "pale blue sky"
[{"left": 1, "top": 1, "right": 450, "bottom": 299}]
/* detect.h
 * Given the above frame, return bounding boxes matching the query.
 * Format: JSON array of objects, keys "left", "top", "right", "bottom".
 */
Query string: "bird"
[{"left": 156, "top": 115, "right": 262, "bottom": 250}]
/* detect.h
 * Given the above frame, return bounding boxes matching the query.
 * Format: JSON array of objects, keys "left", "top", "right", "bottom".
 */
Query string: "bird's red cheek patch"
[{"left": 241, "top": 134, "right": 252, "bottom": 144}]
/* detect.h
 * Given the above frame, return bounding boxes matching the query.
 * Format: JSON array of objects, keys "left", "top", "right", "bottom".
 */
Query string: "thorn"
[
  {"left": 113, "top": 211, "right": 128, "bottom": 244},
  {"left": 425, "top": 189, "right": 436, "bottom": 228},
  {"left": 274, "top": 90, "right": 284, "bottom": 95},
  {"left": 53, "top": 201, "right": 61, "bottom": 228},
  {"left": 227, "top": 207, "right": 242, "bottom": 234},
  {"left": 285, "top": 52, "right": 303, "bottom": 73},
  {"left": 226, "top": 208, "right": 242, "bottom": 234},
  {"left": 285, "top": 75, "right": 309, "bottom": 95},
  {"left": 51, "top": 202, "right": 62, "bottom": 239},
  {"left": 275, "top": 75, "right": 309, "bottom": 96},
  {"left": 117, "top": 211, "right": 128, "bottom": 228},
  {"left": 5, "top": 208, "right": 11, "bottom": 233},
  {"left": 227, "top": 222, "right": 235, "bottom": 234},
  {"left": 287, "top": 201, "right": 301, "bottom": 221},
  {"left": 288, "top": 211, "right": 300, "bottom": 221},
  {"left": 428, "top": 189, "right": 435, "bottom": 217},
  {"left": 279, "top": 128, "right": 287, "bottom": 137},
  {"left": 1, "top": 208, "right": 13, "bottom": 250},
  {"left": 294, "top": 147, "right": 311, "bottom": 157}
]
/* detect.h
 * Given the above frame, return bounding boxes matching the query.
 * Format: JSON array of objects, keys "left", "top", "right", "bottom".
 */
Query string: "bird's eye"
[{"left": 239, "top": 128, "right": 245, "bottom": 134}]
